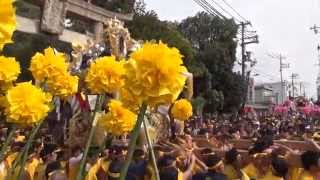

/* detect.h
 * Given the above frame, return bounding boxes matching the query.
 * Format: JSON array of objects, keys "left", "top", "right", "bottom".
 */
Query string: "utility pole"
[
  {"left": 240, "top": 21, "right": 258, "bottom": 79},
  {"left": 290, "top": 73, "right": 299, "bottom": 98},
  {"left": 269, "top": 54, "right": 289, "bottom": 103},
  {"left": 241, "top": 22, "right": 246, "bottom": 79},
  {"left": 240, "top": 21, "right": 258, "bottom": 108},
  {"left": 299, "top": 82, "right": 302, "bottom": 96}
]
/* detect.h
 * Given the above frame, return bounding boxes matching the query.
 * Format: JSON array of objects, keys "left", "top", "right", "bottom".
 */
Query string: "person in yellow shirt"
[
  {"left": 158, "top": 154, "right": 195, "bottom": 180},
  {"left": 34, "top": 143, "right": 58, "bottom": 180},
  {"left": 46, "top": 161, "right": 67, "bottom": 180},
  {"left": 224, "top": 148, "right": 249, "bottom": 180},
  {"left": 25, "top": 154, "right": 40, "bottom": 180},
  {"left": 85, "top": 146, "right": 101, "bottom": 180},
  {"left": 299, "top": 151, "right": 320, "bottom": 180},
  {"left": 193, "top": 154, "right": 226, "bottom": 180},
  {"left": 261, "top": 155, "right": 288, "bottom": 180}
]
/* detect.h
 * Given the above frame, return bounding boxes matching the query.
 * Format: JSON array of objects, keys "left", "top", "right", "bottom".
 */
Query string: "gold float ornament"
[
  {"left": 98, "top": 100, "right": 137, "bottom": 136},
  {"left": 5, "top": 82, "right": 52, "bottom": 125},
  {"left": 85, "top": 56, "right": 126, "bottom": 94},
  {"left": 124, "top": 41, "right": 188, "bottom": 106},
  {"left": 0, "top": 56, "right": 20, "bottom": 85},
  {"left": 0, "top": 0, "right": 16, "bottom": 51},
  {"left": 171, "top": 99, "right": 193, "bottom": 121},
  {"left": 29, "top": 47, "right": 68, "bottom": 82}
]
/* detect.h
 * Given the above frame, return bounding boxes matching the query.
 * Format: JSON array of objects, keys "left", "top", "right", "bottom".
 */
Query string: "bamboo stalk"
[
  {"left": 0, "top": 125, "right": 17, "bottom": 162},
  {"left": 17, "top": 122, "right": 42, "bottom": 179},
  {"left": 119, "top": 103, "right": 147, "bottom": 180},
  {"left": 142, "top": 118, "right": 160, "bottom": 180},
  {"left": 76, "top": 95, "right": 102, "bottom": 180}
]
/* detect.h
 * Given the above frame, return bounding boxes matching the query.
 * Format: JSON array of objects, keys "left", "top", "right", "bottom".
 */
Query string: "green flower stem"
[
  {"left": 0, "top": 125, "right": 17, "bottom": 162},
  {"left": 17, "top": 122, "right": 42, "bottom": 180},
  {"left": 76, "top": 95, "right": 102, "bottom": 180},
  {"left": 120, "top": 103, "right": 147, "bottom": 180},
  {"left": 142, "top": 118, "right": 160, "bottom": 180}
]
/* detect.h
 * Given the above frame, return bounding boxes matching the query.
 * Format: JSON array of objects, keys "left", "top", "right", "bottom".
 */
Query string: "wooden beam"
[
  {"left": 193, "top": 136, "right": 319, "bottom": 151},
  {"left": 16, "top": 15, "right": 92, "bottom": 44},
  {"left": 66, "top": 0, "right": 134, "bottom": 22}
]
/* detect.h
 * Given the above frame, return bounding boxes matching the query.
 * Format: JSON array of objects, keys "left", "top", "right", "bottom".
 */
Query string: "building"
[
  {"left": 246, "top": 81, "right": 290, "bottom": 111},
  {"left": 254, "top": 84, "right": 275, "bottom": 105},
  {"left": 247, "top": 78, "right": 255, "bottom": 104},
  {"left": 263, "top": 81, "right": 289, "bottom": 105}
]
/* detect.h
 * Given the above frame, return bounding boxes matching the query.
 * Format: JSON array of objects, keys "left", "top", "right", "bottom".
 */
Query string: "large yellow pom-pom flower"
[
  {"left": 5, "top": 82, "right": 52, "bottom": 125},
  {"left": 0, "top": 56, "right": 20, "bottom": 83},
  {"left": 47, "top": 73, "right": 78, "bottom": 99},
  {"left": 125, "top": 42, "right": 188, "bottom": 106},
  {"left": 119, "top": 87, "right": 141, "bottom": 113},
  {"left": 29, "top": 47, "right": 68, "bottom": 82},
  {"left": 98, "top": 100, "right": 137, "bottom": 136},
  {"left": 0, "top": 0, "right": 16, "bottom": 51},
  {"left": 171, "top": 99, "right": 193, "bottom": 121},
  {"left": 85, "top": 56, "right": 126, "bottom": 94}
]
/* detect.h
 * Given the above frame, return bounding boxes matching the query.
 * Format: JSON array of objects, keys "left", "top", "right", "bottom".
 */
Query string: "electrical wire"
[
  {"left": 219, "top": 0, "right": 248, "bottom": 22},
  {"left": 209, "top": 0, "right": 241, "bottom": 22},
  {"left": 199, "top": 0, "right": 226, "bottom": 19},
  {"left": 193, "top": 0, "right": 221, "bottom": 17}
]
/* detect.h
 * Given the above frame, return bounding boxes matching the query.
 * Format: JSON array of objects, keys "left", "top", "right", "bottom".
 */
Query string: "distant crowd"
[{"left": 1, "top": 112, "right": 320, "bottom": 180}]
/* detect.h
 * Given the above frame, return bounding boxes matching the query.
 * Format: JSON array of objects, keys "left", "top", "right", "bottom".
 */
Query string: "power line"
[
  {"left": 209, "top": 0, "right": 241, "bottom": 22},
  {"left": 199, "top": 0, "right": 227, "bottom": 19},
  {"left": 193, "top": 0, "right": 222, "bottom": 18},
  {"left": 219, "top": 0, "right": 248, "bottom": 22}
]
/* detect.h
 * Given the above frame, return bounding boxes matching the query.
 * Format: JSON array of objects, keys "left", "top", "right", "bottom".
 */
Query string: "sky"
[{"left": 144, "top": 0, "right": 320, "bottom": 98}]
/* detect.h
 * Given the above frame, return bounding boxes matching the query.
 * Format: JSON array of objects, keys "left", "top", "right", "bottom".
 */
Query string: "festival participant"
[
  {"left": 85, "top": 147, "right": 101, "bottom": 180},
  {"left": 242, "top": 136, "right": 273, "bottom": 179},
  {"left": 261, "top": 155, "right": 288, "bottom": 180},
  {"left": 68, "top": 146, "right": 83, "bottom": 180},
  {"left": 158, "top": 154, "right": 195, "bottom": 180},
  {"left": 46, "top": 161, "right": 67, "bottom": 180},
  {"left": 33, "top": 144, "right": 58, "bottom": 180},
  {"left": 193, "top": 154, "right": 227, "bottom": 180},
  {"left": 107, "top": 159, "right": 125, "bottom": 180},
  {"left": 127, "top": 149, "right": 147, "bottom": 180},
  {"left": 299, "top": 151, "right": 320, "bottom": 180},
  {"left": 96, "top": 148, "right": 111, "bottom": 178},
  {"left": 224, "top": 148, "right": 250, "bottom": 180}
]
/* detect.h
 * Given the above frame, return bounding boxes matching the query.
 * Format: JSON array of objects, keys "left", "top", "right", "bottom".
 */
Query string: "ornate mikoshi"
[
  {"left": 105, "top": 17, "right": 139, "bottom": 59},
  {"left": 68, "top": 17, "right": 194, "bottom": 147}
]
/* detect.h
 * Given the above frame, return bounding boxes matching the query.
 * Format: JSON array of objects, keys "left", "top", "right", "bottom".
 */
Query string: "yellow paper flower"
[
  {"left": 0, "top": 0, "right": 16, "bottom": 51},
  {"left": 47, "top": 73, "right": 78, "bottom": 99},
  {"left": 0, "top": 56, "right": 20, "bottom": 84},
  {"left": 125, "top": 42, "right": 188, "bottom": 106},
  {"left": 29, "top": 47, "right": 68, "bottom": 82},
  {"left": 119, "top": 87, "right": 141, "bottom": 112},
  {"left": 5, "top": 82, "right": 52, "bottom": 124},
  {"left": 98, "top": 100, "right": 137, "bottom": 136},
  {"left": 171, "top": 99, "right": 193, "bottom": 121},
  {"left": 85, "top": 56, "right": 126, "bottom": 94}
]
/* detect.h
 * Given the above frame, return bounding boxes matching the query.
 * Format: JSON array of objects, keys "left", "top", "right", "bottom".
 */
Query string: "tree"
[
  {"left": 91, "top": 0, "right": 135, "bottom": 13},
  {"left": 179, "top": 12, "right": 246, "bottom": 112},
  {"left": 126, "top": 5, "right": 195, "bottom": 65}
]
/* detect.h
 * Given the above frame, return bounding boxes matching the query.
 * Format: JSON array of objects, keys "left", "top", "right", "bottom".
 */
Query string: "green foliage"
[
  {"left": 91, "top": 0, "right": 135, "bottom": 13},
  {"left": 192, "top": 96, "right": 206, "bottom": 115},
  {"left": 179, "top": 12, "right": 245, "bottom": 112},
  {"left": 126, "top": 9, "right": 195, "bottom": 65},
  {"left": 2, "top": 32, "right": 72, "bottom": 82}
]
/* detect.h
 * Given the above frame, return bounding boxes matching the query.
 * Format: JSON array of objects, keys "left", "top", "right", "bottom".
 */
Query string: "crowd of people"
[{"left": 1, "top": 112, "right": 320, "bottom": 180}]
